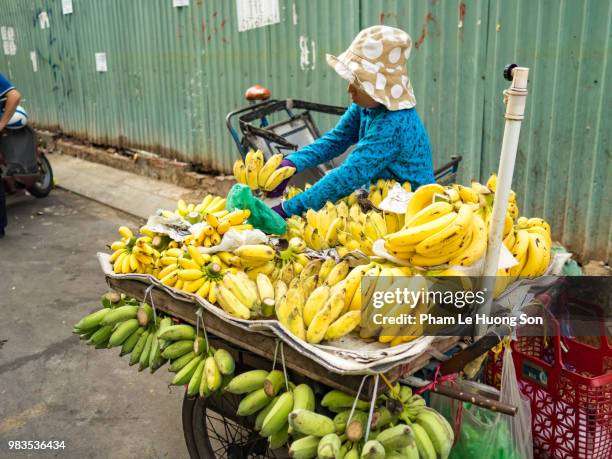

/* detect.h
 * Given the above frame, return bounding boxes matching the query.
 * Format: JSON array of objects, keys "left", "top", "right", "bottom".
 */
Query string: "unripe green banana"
[
  {"left": 205, "top": 356, "right": 222, "bottom": 391},
  {"left": 139, "top": 332, "right": 155, "bottom": 370},
  {"left": 255, "top": 395, "right": 280, "bottom": 431},
  {"left": 129, "top": 329, "right": 150, "bottom": 365},
  {"left": 199, "top": 368, "right": 212, "bottom": 398},
  {"left": 288, "top": 409, "right": 335, "bottom": 437},
  {"left": 415, "top": 408, "right": 453, "bottom": 459},
  {"left": 120, "top": 326, "right": 145, "bottom": 356},
  {"left": 100, "top": 305, "right": 139, "bottom": 326},
  {"left": 346, "top": 410, "right": 369, "bottom": 442},
  {"left": 172, "top": 355, "right": 203, "bottom": 385},
  {"left": 411, "top": 422, "right": 436, "bottom": 459},
  {"left": 168, "top": 351, "right": 196, "bottom": 372},
  {"left": 158, "top": 324, "right": 196, "bottom": 341},
  {"left": 292, "top": 384, "right": 315, "bottom": 412},
  {"left": 213, "top": 348, "right": 235, "bottom": 375},
  {"left": 148, "top": 336, "right": 166, "bottom": 373},
  {"left": 376, "top": 424, "right": 415, "bottom": 452},
  {"left": 225, "top": 369, "right": 269, "bottom": 394},
  {"left": 333, "top": 410, "right": 354, "bottom": 435},
  {"left": 157, "top": 317, "right": 173, "bottom": 350},
  {"left": 263, "top": 369, "right": 286, "bottom": 397},
  {"left": 317, "top": 433, "right": 341, "bottom": 459},
  {"left": 360, "top": 440, "right": 385, "bottom": 459},
  {"left": 288, "top": 435, "right": 320, "bottom": 459},
  {"left": 260, "top": 391, "right": 294, "bottom": 437},
  {"left": 74, "top": 308, "right": 111, "bottom": 331},
  {"left": 237, "top": 388, "right": 272, "bottom": 416},
  {"left": 162, "top": 340, "right": 195, "bottom": 360},
  {"left": 268, "top": 422, "right": 289, "bottom": 449},
  {"left": 88, "top": 324, "right": 114, "bottom": 348},
  {"left": 108, "top": 318, "right": 140, "bottom": 348},
  {"left": 321, "top": 390, "right": 370, "bottom": 412},
  {"left": 187, "top": 359, "right": 206, "bottom": 396},
  {"left": 193, "top": 336, "right": 207, "bottom": 355},
  {"left": 136, "top": 303, "right": 153, "bottom": 326}
]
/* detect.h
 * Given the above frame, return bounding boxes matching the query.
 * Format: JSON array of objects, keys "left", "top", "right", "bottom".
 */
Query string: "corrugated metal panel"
[{"left": 0, "top": 1, "right": 609, "bottom": 261}]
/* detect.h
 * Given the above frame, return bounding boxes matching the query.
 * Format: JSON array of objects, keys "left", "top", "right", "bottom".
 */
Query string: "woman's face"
[{"left": 348, "top": 83, "right": 379, "bottom": 108}]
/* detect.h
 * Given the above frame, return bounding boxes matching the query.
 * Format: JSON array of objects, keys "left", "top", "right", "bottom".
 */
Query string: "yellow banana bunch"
[
  {"left": 109, "top": 227, "right": 161, "bottom": 275},
  {"left": 233, "top": 150, "right": 296, "bottom": 193},
  {"left": 193, "top": 208, "right": 252, "bottom": 248}
]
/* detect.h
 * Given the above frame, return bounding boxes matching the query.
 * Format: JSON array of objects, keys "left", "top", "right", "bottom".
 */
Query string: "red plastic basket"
[{"left": 511, "top": 294, "right": 612, "bottom": 458}]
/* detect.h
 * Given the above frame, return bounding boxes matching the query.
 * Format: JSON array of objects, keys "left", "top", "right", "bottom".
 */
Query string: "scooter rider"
[{"left": 0, "top": 72, "right": 22, "bottom": 238}]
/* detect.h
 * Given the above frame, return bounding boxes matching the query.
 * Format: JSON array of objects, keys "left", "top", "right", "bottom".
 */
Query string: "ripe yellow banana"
[
  {"left": 233, "top": 159, "right": 248, "bottom": 184},
  {"left": 508, "top": 229, "right": 530, "bottom": 278},
  {"left": 385, "top": 212, "right": 457, "bottom": 248},
  {"left": 264, "top": 166, "right": 296, "bottom": 191},
  {"left": 257, "top": 153, "right": 284, "bottom": 188},
  {"left": 405, "top": 184, "right": 445, "bottom": 220},
  {"left": 449, "top": 214, "right": 486, "bottom": 266},
  {"left": 416, "top": 204, "right": 473, "bottom": 253}
]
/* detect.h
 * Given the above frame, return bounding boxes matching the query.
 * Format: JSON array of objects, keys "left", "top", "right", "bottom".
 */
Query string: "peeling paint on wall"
[
  {"left": 299, "top": 35, "right": 316, "bottom": 70},
  {"left": 38, "top": 12, "right": 50, "bottom": 30}
]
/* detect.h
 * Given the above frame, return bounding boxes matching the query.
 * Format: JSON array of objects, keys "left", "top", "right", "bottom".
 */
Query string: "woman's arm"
[
  {"left": 0, "top": 89, "right": 21, "bottom": 132},
  {"left": 285, "top": 103, "right": 361, "bottom": 172},
  {"left": 282, "top": 114, "right": 398, "bottom": 216}
]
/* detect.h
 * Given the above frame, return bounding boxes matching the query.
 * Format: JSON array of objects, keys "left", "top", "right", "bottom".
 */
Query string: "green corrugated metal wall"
[{"left": 1, "top": 0, "right": 610, "bottom": 261}]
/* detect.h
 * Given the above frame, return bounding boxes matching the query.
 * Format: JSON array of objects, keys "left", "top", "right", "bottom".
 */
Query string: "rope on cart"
[
  {"left": 143, "top": 285, "right": 158, "bottom": 324},
  {"left": 365, "top": 374, "right": 379, "bottom": 442},
  {"left": 195, "top": 308, "right": 210, "bottom": 351},
  {"left": 271, "top": 339, "right": 290, "bottom": 392},
  {"left": 415, "top": 365, "right": 457, "bottom": 395},
  {"left": 346, "top": 373, "right": 380, "bottom": 442}
]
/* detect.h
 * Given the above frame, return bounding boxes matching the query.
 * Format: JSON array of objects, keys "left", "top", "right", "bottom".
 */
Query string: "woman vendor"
[{"left": 270, "top": 25, "right": 435, "bottom": 217}]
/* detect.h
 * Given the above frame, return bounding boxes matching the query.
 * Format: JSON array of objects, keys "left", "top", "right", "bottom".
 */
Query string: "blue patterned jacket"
[{"left": 282, "top": 103, "right": 434, "bottom": 216}]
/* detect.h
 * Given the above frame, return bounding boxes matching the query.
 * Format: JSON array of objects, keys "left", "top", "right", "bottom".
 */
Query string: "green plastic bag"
[{"left": 226, "top": 184, "right": 287, "bottom": 235}]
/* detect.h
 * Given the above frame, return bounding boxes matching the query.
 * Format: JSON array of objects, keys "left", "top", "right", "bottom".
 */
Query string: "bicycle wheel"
[{"left": 182, "top": 390, "right": 289, "bottom": 458}]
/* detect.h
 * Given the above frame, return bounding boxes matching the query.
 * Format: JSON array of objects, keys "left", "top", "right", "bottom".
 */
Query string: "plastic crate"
[{"left": 511, "top": 294, "right": 612, "bottom": 458}]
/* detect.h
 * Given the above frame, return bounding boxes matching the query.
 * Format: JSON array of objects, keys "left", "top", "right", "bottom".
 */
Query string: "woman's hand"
[{"left": 266, "top": 158, "right": 295, "bottom": 198}]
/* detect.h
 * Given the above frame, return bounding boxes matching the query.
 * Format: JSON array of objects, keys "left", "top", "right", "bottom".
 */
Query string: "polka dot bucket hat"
[{"left": 326, "top": 25, "right": 416, "bottom": 111}]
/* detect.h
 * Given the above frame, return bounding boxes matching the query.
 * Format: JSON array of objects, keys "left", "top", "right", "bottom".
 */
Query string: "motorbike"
[{"left": 0, "top": 108, "right": 53, "bottom": 198}]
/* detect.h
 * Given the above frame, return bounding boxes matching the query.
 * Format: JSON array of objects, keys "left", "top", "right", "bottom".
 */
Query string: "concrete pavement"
[
  {"left": 0, "top": 189, "right": 187, "bottom": 458},
  {"left": 48, "top": 153, "right": 201, "bottom": 220}
]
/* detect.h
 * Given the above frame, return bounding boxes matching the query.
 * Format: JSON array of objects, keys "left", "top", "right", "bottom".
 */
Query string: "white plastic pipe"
[{"left": 478, "top": 67, "right": 529, "bottom": 335}]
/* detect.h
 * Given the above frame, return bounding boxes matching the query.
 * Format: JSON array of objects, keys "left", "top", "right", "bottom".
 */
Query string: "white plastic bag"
[
  {"left": 500, "top": 344, "right": 533, "bottom": 459},
  {"left": 198, "top": 228, "right": 268, "bottom": 254}
]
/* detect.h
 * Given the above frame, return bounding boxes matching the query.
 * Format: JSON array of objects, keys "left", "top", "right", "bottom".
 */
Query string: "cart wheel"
[{"left": 182, "top": 390, "right": 289, "bottom": 458}]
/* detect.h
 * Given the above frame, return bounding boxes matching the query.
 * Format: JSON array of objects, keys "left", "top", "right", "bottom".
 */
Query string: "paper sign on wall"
[
  {"left": 39, "top": 11, "right": 50, "bottom": 29},
  {"left": 95, "top": 53, "right": 107, "bottom": 72},
  {"left": 1, "top": 26, "right": 16, "bottom": 56},
  {"left": 236, "top": 0, "right": 280, "bottom": 32},
  {"left": 173, "top": 0, "right": 189, "bottom": 7},
  {"left": 62, "top": 0, "right": 73, "bottom": 15},
  {"left": 30, "top": 51, "right": 38, "bottom": 72}
]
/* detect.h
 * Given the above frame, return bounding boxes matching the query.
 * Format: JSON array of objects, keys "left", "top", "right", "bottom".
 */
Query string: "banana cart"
[{"left": 100, "top": 65, "right": 529, "bottom": 458}]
